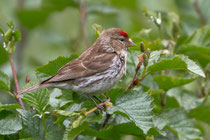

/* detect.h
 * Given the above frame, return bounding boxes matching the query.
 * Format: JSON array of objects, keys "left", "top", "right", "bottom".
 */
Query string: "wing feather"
[{"left": 43, "top": 52, "right": 116, "bottom": 83}]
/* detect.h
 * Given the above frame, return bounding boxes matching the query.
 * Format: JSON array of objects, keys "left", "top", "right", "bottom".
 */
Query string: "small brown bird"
[{"left": 20, "top": 28, "right": 136, "bottom": 110}]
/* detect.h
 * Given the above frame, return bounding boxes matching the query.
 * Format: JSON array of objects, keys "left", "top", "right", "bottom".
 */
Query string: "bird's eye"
[{"left": 119, "top": 38, "right": 124, "bottom": 41}]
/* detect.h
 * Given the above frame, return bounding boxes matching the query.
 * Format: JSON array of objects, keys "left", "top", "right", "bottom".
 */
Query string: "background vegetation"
[{"left": 0, "top": 0, "right": 209, "bottom": 139}]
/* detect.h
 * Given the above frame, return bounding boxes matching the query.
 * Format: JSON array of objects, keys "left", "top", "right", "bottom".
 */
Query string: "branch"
[
  {"left": 9, "top": 53, "right": 25, "bottom": 110},
  {"left": 126, "top": 53, "right": 144, "bottom": 90},
  {"left": 16, "top": 0, "right": 28, "bottom": 73},
  {"left": 126, "top": 42, "right": 150, "bottom": 90},
  {"left": 96, "top": 113, "right": 112, "bottom": 140},
  {"left": 101, "top": 114, "right": 111, "bottom": 129},
  {"left": 79, "top": 0, "right": 89, "bottom": 48},
  {"left": 193, "top": 0, "right": 206, "bottom": 26}
]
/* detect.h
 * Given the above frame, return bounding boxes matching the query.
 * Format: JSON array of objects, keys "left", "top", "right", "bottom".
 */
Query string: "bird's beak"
[{"left": 127, "top": 38, "right": 136, "bottom": 47}]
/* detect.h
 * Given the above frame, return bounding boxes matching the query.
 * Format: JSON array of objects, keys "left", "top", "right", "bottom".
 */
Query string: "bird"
[{"left": 19, "top": 28, "right": 136, "bottom": 110}]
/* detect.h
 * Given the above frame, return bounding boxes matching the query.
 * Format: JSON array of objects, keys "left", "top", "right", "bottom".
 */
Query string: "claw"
[{"left": 96, "top": 104, "right": 104, "bottom": 112}]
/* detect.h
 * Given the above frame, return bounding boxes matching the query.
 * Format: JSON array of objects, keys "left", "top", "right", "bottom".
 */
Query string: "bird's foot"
[
  {"left": 96, "top": 104, "right": 105, "bottom": 112},
  {"left": 94, "top": 96, "right": 110, "bottom": 103}
]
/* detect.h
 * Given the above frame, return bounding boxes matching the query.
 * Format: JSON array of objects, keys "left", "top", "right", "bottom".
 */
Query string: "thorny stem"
[
  {"left": 193, "top": 0, "right": 206, "bottom": 26},
  {"left": 9, "top": 53, "right": 25, "bottom": 110}
]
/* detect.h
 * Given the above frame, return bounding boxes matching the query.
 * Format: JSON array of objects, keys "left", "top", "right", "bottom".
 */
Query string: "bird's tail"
[{"left": 19, "top": 83, "right": 50, "bottom": 95}]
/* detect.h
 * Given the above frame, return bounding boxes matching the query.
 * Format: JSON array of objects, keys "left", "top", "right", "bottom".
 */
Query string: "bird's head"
[{"left": 100, "top": 28, "right": 136, "bottom": 52}]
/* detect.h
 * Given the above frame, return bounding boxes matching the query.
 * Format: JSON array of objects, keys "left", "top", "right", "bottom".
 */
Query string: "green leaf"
[
  {"left": 0, "top": 104, "right": 21, "bottom": 110},
  {"left": 92, "top": 24, "right": 104, "bottom": 36},
  {"left": 17, "top": 109, "right": 63, "bottom": 140},
  {"left": 189, "top": 105, "right": 210, "bottom": 124},
  {"left": 153, "top": 113, "right": 168, "bottom": 131},
  {"left": 167, "top": 109, "right": 202, "bottom": 140},
  {"left": 18, "top": 109, "right": 44, "bottom": 139},
  {"left": 14, "top": 30, "right": 21, "bottom": 42},
  {"left": 63, "top": 121, "right": 90, "bottom": 140},
  {"left": 174, "top": 0, "right": 201, "bottom": 35},
  {"left": 155, "top": 130, "right": 178, "bottom": 140},
  {"left": 54, "top": 110, "right": 80, "bottom": 117},
  {"left": 22, "top": 88, "right": 49, "bottom": 113},
  {"left": 0, "top": 70, "right": 10, "bottom": 91},
  {"left": 106, "top": 88, "right": 125, "bottom": 104},
  {"left": 0, "top": 27, "right": 4, "bottom": 35},
  {"left": 82, "top": 123, "right": 145, "bottom": 140},
  {"left": 0, "top": 110, "right": 16, "bottom": 120},
  {"left": 177, "top": 26, "right": 210, "bottom": 67},
  {"left": 3, "top": 23, "right": 21, "bottom": 53},
  {"left": 153, "top": 75, "right": 196, "bottom": 91},
  {"left": 182, "top": 25, "right": 210, "bottom": 47},
  {"left": 0, "top": 45, "right": 9, "bottom": 65},
  {"left": 6, "top": 21, "right": 15, "bottom": 29},
  {"left": 140, "top": 74, "right": 159, "bottom": 90},
  {"left": 49, "top": 88, "right": 63, "bottom": 108},
  {"left": 199, "top": 0, "right": 210, "bottom": 24},
  {"left": 45, "top": 116, "right": 64, "bottom": 140},
  {"left": 87, "top": 4, "right": 117, "bottom": 15},
  {"left": 108, "top": 90, "right": 154, "bottom": 134},
  {"left": 36, "top": 55, "right": 77, "bottom": 78},
  {"left": 165, "top": 12, "right": 180, "bottom": 39},
  {"left": 17, "top": 0, "right": 78, "bottom": 29},
  {"left": 147, "top": 54, "right": 205, "bottom": 77},
  {"left": 142, "top": 8, "right": 162, "bottom": 28},
  {"left": 109, "top": 0, "right": 138, "bottom": 9},
  {"left": 42, "top": 0, "right": 78, "bottom": 10},
  {"left": 17, "top": 10, "right": 50, "bottom": 29},
  {"left": 167, "top": 88, "right": 204, "bottom": 111},
  {"left": 63, "top": 114, "right": 102, "bottom": 140},
  {"left": 0, "top": 118, "right": 22, "bottom": 135}
]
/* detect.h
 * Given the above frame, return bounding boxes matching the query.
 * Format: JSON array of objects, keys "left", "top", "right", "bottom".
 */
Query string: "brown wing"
[{"left": 42, "top": 51, "right": 117, "bottom": 83}]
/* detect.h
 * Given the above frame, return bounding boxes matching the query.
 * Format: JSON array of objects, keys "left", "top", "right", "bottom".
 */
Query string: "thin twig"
[
  {"left": 101, "top": 114, "right": 111, "bottom": 129},
  {"left": 79, "top": 0, "right": 89, "bottom": 48},
  {"left": 193, "top": 0, "right": 206, "bottom": 26},
  {"left": 95, "top": 113, "right": 112, "bottom": 140},
  {"left": 16, "top": 0, "right": 27, "bottom": 73},
  {"left": 126, "top": 53, "right": 146, "bottom": 90},
  {"left": 9, "top": 53, "right": 25, "bottom": 110},
  {"left": 160, "top": 93, "right": 166, "bottom": 110}
]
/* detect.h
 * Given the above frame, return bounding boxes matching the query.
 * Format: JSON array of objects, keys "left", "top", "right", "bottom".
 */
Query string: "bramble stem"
[{"left": 9, "top": 53, "right": 25, "bottom": 110}]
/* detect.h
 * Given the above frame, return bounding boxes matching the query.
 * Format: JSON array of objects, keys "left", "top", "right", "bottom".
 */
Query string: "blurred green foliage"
[{"left": 0, "top": 0, "right": 210, "bottom": 139}]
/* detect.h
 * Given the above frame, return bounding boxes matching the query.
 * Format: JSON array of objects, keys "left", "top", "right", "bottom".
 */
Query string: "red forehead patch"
[{"left": 119, "top": 29, "right": 128, "bottom": 37}]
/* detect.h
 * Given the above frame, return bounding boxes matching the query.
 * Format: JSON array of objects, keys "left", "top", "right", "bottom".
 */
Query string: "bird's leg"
[
  {"left": 93, "top": 96, "right": 106, "bottom": 103},
  {"left": 87, "top": 95, "right": 104, "bottom": 111}
]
